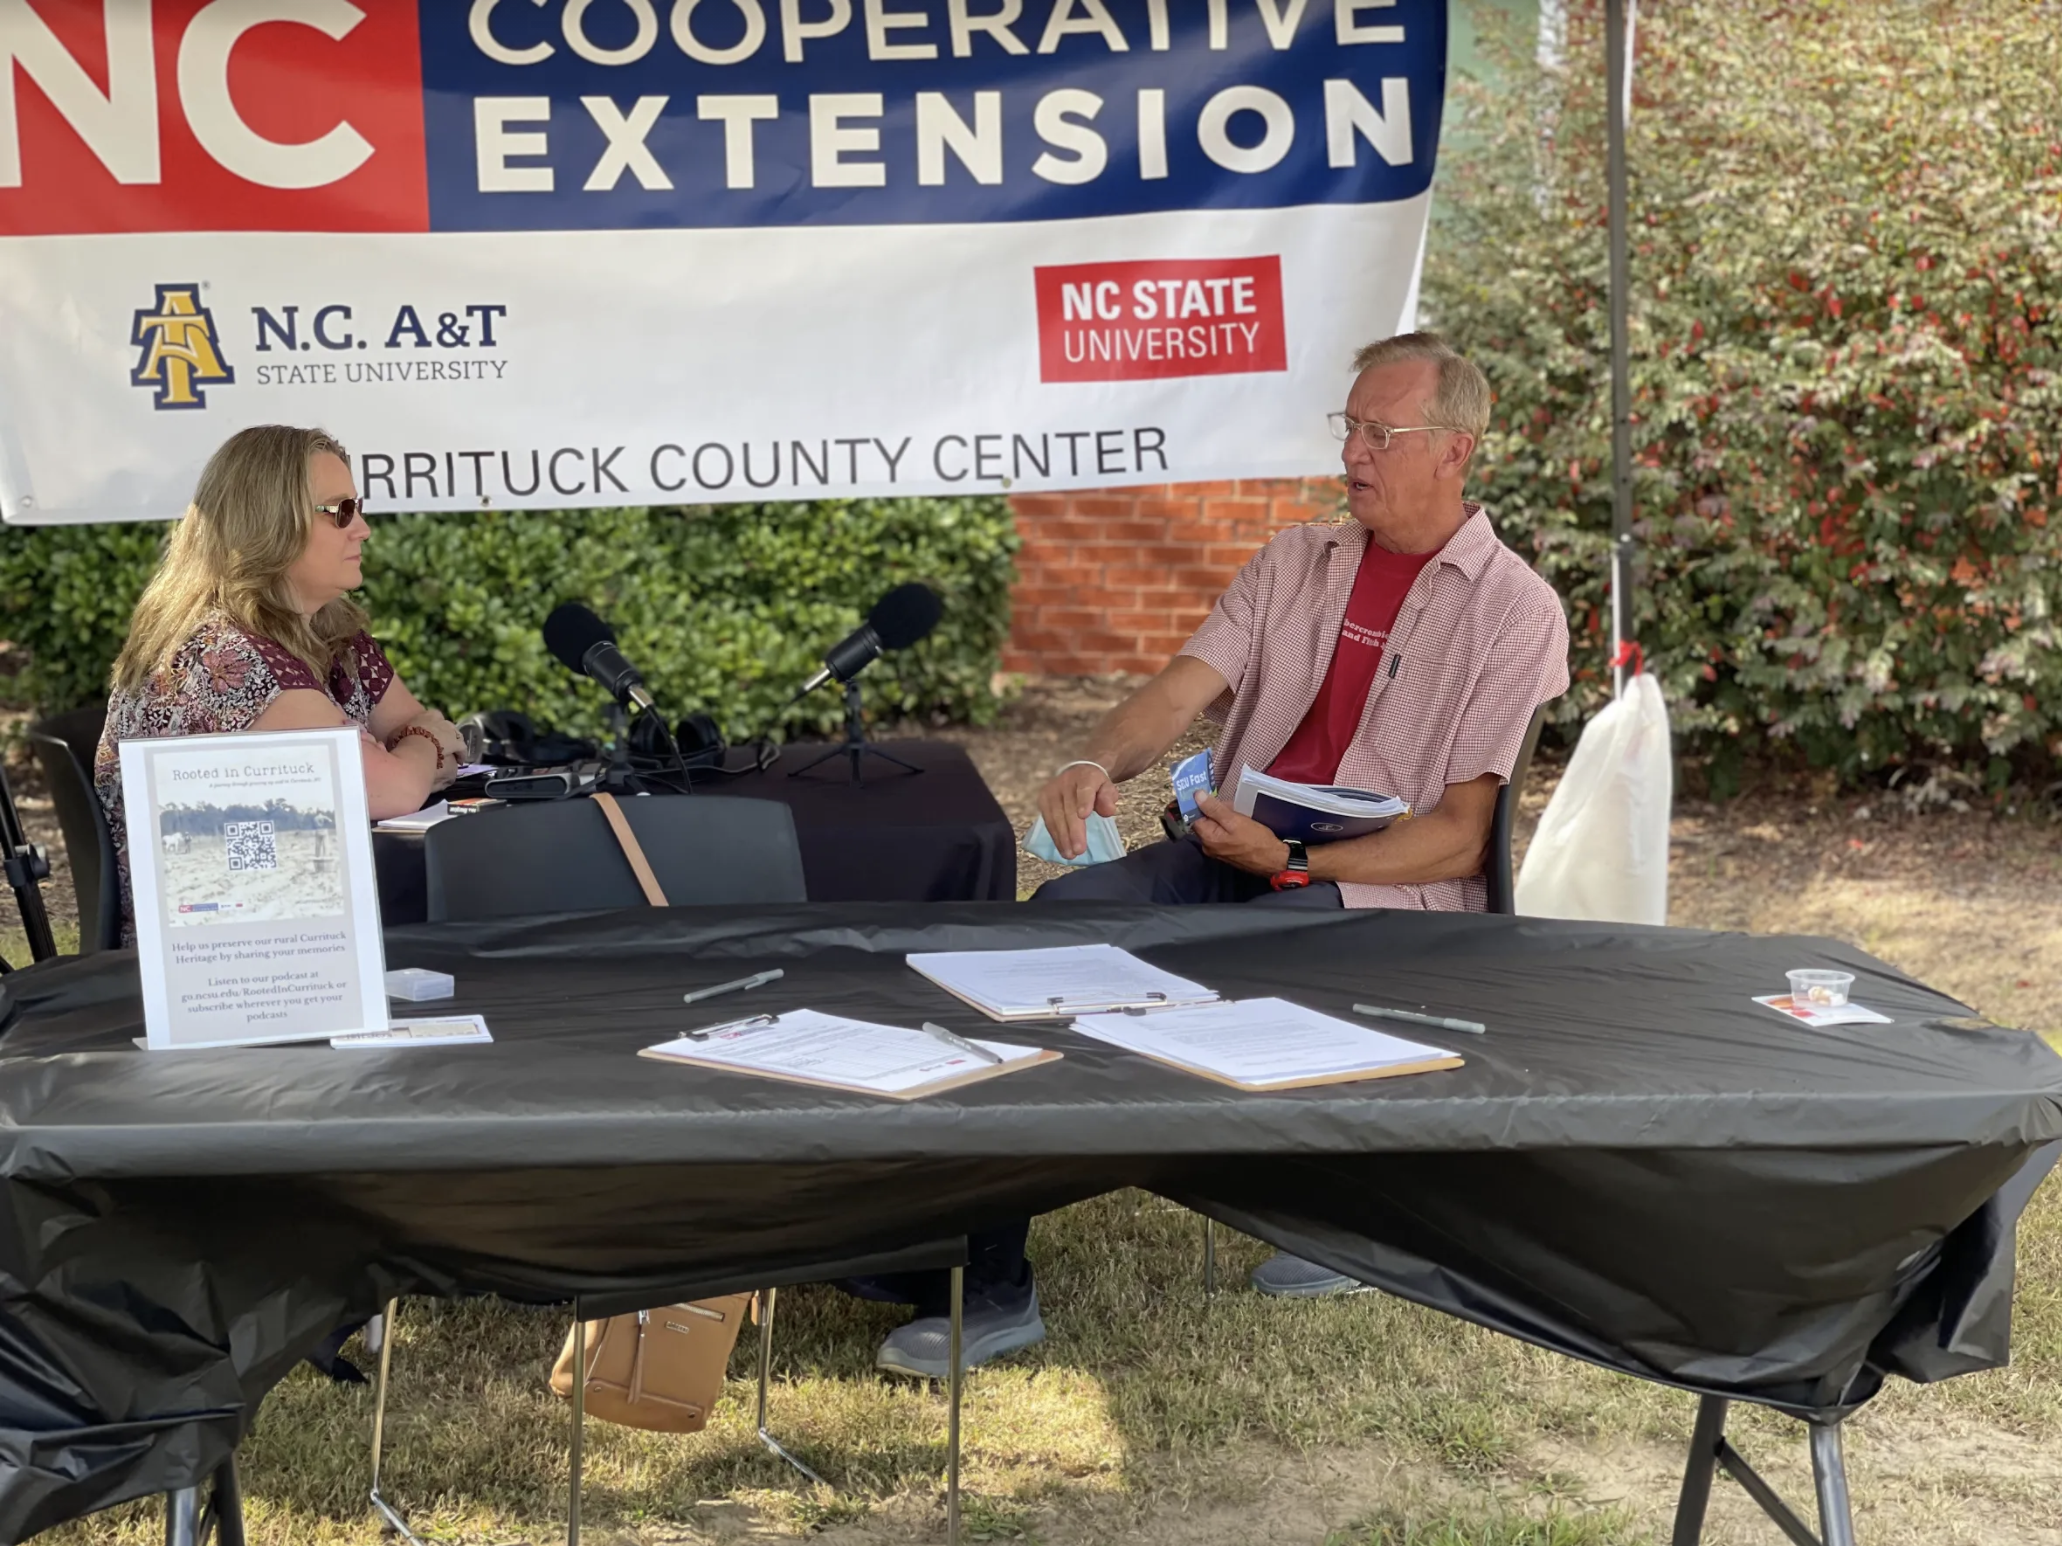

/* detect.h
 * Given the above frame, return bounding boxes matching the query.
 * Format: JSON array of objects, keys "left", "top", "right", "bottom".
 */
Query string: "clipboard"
[
  {"left": 1104, "top": 1048, "right": 1463, "bottom": 1092},
  {"left": 637, "top": 1042, "right": 1063, "bottom": 1101}
]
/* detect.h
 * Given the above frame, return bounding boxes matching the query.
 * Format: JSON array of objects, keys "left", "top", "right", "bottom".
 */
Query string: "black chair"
[
  {"left": 1484, "top": 703, "right": 1551, "bottom": 917},
  {"left": 424, "top": 796, "right": 807, "bottom": 921},
  {"left": 26, "top": 705, "right": 121, "bottom": 954}
]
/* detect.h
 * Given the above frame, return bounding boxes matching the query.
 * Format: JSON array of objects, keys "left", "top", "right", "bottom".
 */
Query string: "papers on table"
[
  {"left": 907, "top": 943, "right": 1219, "bottom": 1020},
  {"left": 1071, "top": 997, "right": 1463, "bottom": 1091},
  {"left": 332, "top": 1015, "right": 493, "bottom": 1048},
  {"left": 1753, "top": 994, "right": 1893, "bottom": 1028},
  {"left": 639, "top": 1008, "right": 1060, "bottom": 1099}
]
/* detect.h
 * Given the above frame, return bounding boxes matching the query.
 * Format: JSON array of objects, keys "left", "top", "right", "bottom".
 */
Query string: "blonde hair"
[
  {"left": 1350, "top": 332, "right": 1494, "bottom": 443},
  {"left": 112, "top": 425, "right": 369, "bottom": 692}
]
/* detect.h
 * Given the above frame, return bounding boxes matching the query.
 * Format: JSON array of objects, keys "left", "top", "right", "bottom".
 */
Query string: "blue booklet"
[
  {"left": 1170, "top": 750, "right": 1215, "bottom": 823},
  {"left": 1230, "top": 766, "right": 1410, "bottom": 844}
]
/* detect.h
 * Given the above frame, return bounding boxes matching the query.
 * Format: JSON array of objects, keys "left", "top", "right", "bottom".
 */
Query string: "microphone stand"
[
  {"left": 786, "top": 677, "right": 923, "bottom": 786},
  {"left": 593, "top": 703, "right": 644, "bottom": 795}
]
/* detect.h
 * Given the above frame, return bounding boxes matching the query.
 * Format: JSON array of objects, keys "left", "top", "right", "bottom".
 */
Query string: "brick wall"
[{"left": 1003, "top": 477, "right": 1343, "bottom": 676}]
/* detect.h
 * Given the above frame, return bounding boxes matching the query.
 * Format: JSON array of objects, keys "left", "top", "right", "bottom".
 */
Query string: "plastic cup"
[{"left": 1787, "top": 970, "right": 1855, "bottom": 1008}]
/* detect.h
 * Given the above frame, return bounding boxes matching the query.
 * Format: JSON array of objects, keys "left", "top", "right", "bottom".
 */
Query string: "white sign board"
[
  {"left": 119, "top": 726, "right": 388, "bottom": 1050},
  {"left": 0, "top": 0, "right": 1448, "bottom": 523}
]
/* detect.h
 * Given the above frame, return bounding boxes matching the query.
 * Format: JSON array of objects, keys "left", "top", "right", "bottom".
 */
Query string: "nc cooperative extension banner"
[{"left": 0, "top": 0, "right": 1446, "bottom": 524}]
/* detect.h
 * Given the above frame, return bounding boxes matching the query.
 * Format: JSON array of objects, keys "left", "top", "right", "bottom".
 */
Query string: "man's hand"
[
  {"left": 1192, "top": 793, "right": 1291, "bottom": 877},
  {"left": 1036, "top": 762, "right": 1119, "bottom": 860}
]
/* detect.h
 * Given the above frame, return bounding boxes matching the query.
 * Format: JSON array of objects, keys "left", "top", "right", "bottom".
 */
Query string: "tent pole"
[{"left": 1605, "top": 0, "right": 1635, "bottom": 699}]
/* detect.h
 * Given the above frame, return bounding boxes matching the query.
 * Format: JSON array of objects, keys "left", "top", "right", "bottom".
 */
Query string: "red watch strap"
[{"left": 1269, "top": 869, "right": 1312, "bottom": 892}]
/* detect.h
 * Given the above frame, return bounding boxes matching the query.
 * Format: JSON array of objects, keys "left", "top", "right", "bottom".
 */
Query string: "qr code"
[{"left": 224, "top": 820, "right": 278, "bottom": 873}]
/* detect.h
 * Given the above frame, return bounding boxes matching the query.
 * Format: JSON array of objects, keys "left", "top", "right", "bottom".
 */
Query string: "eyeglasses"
[
  {"left": 1327, "top": 413, "right": 1448, "bottom": 453},
  {"left": 315, "top": 498, "right": 365, "bottom": 529}
]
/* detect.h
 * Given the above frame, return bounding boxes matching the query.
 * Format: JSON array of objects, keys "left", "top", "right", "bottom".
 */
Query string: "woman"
[{"left": 95, "top": 425, "right": 467, "bottom": 938}]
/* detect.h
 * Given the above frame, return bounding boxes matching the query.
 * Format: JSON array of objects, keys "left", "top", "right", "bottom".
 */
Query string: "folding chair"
[
  {"left": 26, "top": 705, "right": 122, "bottom": 954},
  {"left": 424, "top": 794, "right": 807, "bottom": 919}
]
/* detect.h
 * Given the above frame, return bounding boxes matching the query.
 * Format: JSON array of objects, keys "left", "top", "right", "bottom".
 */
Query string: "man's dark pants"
[{"left": 860, "top": 837, "right": 1341, "bottom": 1319}]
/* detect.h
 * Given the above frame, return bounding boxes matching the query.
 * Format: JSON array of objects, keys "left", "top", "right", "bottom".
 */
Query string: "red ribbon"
[{"left": 1609, "top": 640, "right": 1645, "bottom": 676}]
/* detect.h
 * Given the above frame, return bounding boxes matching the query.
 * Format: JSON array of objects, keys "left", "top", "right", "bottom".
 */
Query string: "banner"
[{"left": 0, "top": 0, "right": 1446, "bottom": 524}]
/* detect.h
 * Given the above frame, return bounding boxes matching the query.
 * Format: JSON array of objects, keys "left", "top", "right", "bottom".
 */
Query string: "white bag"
[{"left": 1514, "top": 672, "right": 1672, "bottom": 925}]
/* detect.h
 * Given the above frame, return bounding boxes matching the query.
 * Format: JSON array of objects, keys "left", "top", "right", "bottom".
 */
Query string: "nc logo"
[{"left": 131, "top": 283, "right": 235, "bottom": 410}]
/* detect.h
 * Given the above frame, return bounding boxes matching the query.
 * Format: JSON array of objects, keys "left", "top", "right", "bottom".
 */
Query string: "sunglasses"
[{"left": 315, "top": 498, "right": 365, "bottom": 529}]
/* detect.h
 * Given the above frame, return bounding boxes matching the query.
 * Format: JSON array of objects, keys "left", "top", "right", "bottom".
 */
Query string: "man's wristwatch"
[{"left": 1269, "top": 838, "right": 1311, "bottom": 892}]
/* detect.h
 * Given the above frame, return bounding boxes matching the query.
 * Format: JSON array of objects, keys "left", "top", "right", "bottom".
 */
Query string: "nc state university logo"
[{"left": 131, "top": 284, "right": 235, "bottom": 409}]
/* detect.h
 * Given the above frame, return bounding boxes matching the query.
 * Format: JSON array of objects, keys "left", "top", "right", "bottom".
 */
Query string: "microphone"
[
  {"left": 543, "top": 602, "right": 656, "bottom": 714},
  {"left": 799, "top": 583, "right": 944, "bottom": 696}
]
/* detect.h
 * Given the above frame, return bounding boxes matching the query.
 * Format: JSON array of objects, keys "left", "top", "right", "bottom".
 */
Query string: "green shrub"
[
  {"left": 0, "top": 499, "right": 1019, "bottom": 741},
  {"left": 1429, "top": 0, "right": 2062, "bottom": 786}
]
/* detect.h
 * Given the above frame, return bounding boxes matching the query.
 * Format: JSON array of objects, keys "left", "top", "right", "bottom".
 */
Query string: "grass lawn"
[{"left": 11, "top": 681, "right": 2062, "bottom": 1544}]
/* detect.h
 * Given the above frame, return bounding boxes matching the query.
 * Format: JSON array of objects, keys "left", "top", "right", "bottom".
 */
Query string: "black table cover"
[
  {"left": 374, "top": 739, "right": 1015, "bottom": 920},
  {"left": 1, "top": 904, "right": 2058, "bottom": 1540}
]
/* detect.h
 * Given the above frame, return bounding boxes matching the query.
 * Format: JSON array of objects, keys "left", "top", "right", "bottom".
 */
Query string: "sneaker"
[
  {"left": 1249, "top": 1252, "right": 1363, "bottom": 1298},
  {"left": 876, "top": 1286, "right": 1046, "bottom": 1379}
]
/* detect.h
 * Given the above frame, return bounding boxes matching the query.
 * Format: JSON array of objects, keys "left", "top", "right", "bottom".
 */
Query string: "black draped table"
[
  {"left": 374, "top": 739, "right": 1015, "bottom": 920},
  {"left": 1, "top": 904, "right": 2059, "bottom": 1540}
]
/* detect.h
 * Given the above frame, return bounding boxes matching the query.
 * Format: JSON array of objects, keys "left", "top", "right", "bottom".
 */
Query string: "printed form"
[
  {"left": 1071, "top": 998, "right": 1463, "bottom": 1091},
  {"left": 907, "top": 943, "right": 1219, "bottom": 1020},
  {"left": 642, "top": 1009, "right": 1054, "bottom": 1098}
]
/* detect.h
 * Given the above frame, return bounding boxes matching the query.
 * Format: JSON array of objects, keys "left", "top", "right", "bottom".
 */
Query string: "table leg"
[
  {"left": 1202, "top": 1218, "right": 1217, "bottom": 1300},
  {"left": 568, "top": 1308, "right": 584, "bottom": 1546},
  {"left": 206, "top": 1456, "right": 245, "bottom": 1546},
  {"left": 1671, "top": 1395, "right": 1727, "bottom": 1546},
  {"left": 947, "top": 1265, "right": 963, "bottom": 1546},
  {"left": 162, "top": 1486, "right": 200, "bottom": 1546},
  {"left": 756, "top": 1287, "right": 829, "bottom": 1487},
  {"left": 1811, "top": 1422, "right": 1857, "bottom": 1546}
]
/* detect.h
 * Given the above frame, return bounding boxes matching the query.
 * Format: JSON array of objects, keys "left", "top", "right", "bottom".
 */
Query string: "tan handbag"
[{"left": 549, "top": 1295, "right": 752, "bottom": 1433}]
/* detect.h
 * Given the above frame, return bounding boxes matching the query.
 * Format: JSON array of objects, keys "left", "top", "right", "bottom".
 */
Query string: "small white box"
[{"left": 385, "top": 968, "right": 454, "bottom": 1003}]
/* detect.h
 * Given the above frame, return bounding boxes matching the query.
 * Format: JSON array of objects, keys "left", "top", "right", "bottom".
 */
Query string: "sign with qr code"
[{"left": 119, "top": 726, "right": 388, "bottom": 1050}]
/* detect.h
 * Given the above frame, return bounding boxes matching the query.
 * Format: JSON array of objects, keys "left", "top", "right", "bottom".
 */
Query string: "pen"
[
  {"left": 685, "top": 1012, "right": 778, "bottom": 1042},
  {"left": 682, "top": 968, "right": 784, "bottom": 1006},
  {"left": 1354, "top": 1003, "right": 1487, "bottom": 1036},
  {"left": 921, "top": 1022, "right": 1004, "bottom": 1066}
]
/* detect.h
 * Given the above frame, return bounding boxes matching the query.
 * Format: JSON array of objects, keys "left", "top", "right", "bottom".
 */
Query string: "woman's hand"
[{"left": 387, "top": 712, "right": 466, "bottom": 792}]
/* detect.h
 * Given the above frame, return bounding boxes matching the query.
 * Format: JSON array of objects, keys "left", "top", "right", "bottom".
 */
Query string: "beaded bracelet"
[{"left": 388, "top": 723, "right": 446, "bottom": 770}]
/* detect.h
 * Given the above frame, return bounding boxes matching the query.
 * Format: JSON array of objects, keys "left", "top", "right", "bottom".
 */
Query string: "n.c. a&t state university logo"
[{"left": 131, "top": 284, "right": 235, "bottom": 410}]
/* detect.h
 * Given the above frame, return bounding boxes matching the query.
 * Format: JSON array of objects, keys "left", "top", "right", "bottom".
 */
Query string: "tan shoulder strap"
[{"left": 593, "top": 793, "right": 670, "bottom": 906}]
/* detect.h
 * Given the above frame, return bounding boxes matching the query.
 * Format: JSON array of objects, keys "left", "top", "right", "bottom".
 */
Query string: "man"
[
  {"left": 862, "top": 332, "right": 1569, "bottom": 1370},
  {"left": 1038, "top": 331, "right": 1571, "bottom": 1295}
]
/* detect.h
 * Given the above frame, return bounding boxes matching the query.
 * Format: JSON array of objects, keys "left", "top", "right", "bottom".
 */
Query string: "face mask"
[{"left": 1022, "top": 812, "right": 1126, "bottom": 867}]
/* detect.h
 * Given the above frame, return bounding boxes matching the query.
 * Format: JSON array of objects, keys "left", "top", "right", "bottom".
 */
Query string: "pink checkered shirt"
[{"left": 1179, "top": 505, "right": 1571, "bottom": 912}]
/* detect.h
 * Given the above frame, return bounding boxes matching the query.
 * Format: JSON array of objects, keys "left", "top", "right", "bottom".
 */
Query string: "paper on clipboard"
[
  {"left": 639, "top": 1009, "right": 1059, "bottom": 1099},
  {"left": 1071, "top": 997, "right": 1463, "bottom": 1090},
  {"left": 906, "top": 943, "right": 1218, "bottom": 1020}
]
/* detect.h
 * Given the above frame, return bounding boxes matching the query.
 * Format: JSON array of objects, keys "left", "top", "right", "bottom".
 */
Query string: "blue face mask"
[{"left": 1023, "top": 813, "right": 1126, "bottom": 867}]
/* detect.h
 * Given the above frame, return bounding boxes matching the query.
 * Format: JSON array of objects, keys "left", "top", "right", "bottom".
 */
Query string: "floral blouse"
[{"left": 94, "top": 612, "right": 395, "bottom": 939}]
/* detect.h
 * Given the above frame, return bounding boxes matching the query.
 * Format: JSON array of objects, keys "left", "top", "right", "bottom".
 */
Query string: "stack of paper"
[
  {"left": 640, "top": 1008, "right": 1058, "bottom": 1099},
  {"left": 907, "top": 943, "right": 1219, "bottom": 1021},
  {"left": 1071, "top": 997, "right": 1463, "bottom": 1091}
]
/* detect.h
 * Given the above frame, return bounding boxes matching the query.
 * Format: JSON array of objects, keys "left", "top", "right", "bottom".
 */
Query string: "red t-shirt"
[{"left": 1266, "top": 541, "right": 1438, "bottom": 785}]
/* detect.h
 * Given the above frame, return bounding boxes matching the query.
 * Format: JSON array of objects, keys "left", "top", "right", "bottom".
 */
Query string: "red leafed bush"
[{"left": 1429, "top": 0, "right": 2062, "bottom": 790}]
